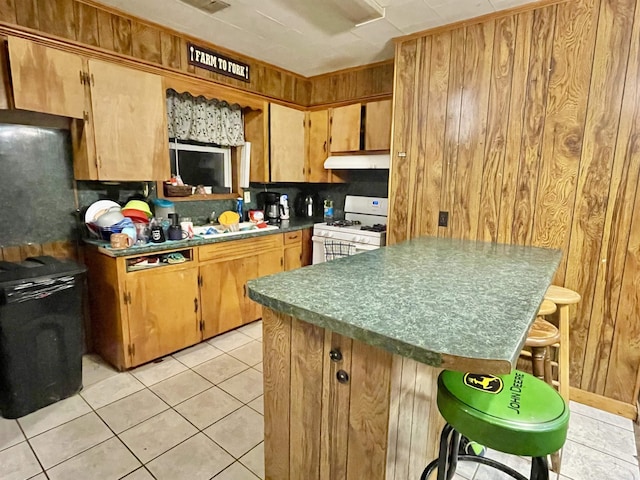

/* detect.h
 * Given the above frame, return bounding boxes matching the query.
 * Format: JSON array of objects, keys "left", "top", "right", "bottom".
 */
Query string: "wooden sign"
[{"left": 187, "top": 42, "right": 250, "bottom": 82}]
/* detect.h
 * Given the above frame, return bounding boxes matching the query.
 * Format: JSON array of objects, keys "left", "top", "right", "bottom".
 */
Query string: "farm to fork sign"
[{"left": 187, "top": 42, "right": 250, "bottom": 82}]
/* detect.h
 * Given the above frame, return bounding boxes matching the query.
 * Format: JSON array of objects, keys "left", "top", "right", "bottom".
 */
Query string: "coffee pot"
[
  {"left": 258, "top": 191, "right": 281, "bottom": 224},
  {"left": 295, "top": 192, "right": 318, "bottom": 218}
]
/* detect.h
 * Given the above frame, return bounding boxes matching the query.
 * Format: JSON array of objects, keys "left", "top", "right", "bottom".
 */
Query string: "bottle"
[
  {"left": 236, "top": 197, "right": 244, "bottom": 221},
  {"left": 323, "top": 197, "right": 334, "bottom": 222},
  {"left": 280, "top": 194, "right": 290, "bottom": 220}
]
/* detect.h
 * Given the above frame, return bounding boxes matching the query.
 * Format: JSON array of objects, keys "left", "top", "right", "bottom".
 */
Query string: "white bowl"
[
  {"left": 94, "top": 209, "right": 125, "bottom": 227},
  {"left": 85, "top": 200, "right": 120, "bottom": 224}
]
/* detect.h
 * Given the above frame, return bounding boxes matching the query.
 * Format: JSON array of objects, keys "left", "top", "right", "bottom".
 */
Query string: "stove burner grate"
[
  {"left": 326, "top": 220, "right": 361, "bottom": 227},
  {"left": 360, "top": 224, "right": 387, "bottom": 233}
]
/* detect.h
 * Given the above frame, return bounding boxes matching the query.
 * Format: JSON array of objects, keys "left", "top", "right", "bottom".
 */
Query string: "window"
[{"left": 169, "top": 140, "right": 232, "bottom": 194}]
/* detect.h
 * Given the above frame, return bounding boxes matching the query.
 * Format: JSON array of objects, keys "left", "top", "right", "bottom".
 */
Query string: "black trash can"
[{"left": 0, "top": 256, "right": 86, "bottom": 419}]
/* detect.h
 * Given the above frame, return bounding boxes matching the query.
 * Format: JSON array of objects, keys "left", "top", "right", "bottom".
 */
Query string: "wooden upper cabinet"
[
  {"left": 330, "top": 103, "right": 361, "bottom": 152},
  {"left": 270, "top": 103, "right": 306, "bottom": 182},
  {"left": 365, "top": 99, "right": 392, "bottom": 151},
  {"left": 8, "top": 36, "right": 85, "bottom": 118},
  {"left": 307, "top": 109, "right": 330, "bottom": 183},
  {"left": 87, "top": 59, "right": 169, "bottom": 181}
]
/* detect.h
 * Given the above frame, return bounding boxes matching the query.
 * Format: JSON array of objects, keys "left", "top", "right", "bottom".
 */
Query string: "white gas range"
[{"left": 312, "top": 196, "right": 388, "bottom": 264}]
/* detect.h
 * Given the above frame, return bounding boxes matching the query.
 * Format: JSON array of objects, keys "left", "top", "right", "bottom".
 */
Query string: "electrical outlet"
[
  {"left": 438, "top": 211, "right": 449, "bottom": 227},
  {"left": 243, "top": 191, "right": 251, "bottom": 204}
]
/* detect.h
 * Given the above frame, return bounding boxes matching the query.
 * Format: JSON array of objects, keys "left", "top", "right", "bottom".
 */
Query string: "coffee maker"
[{"left": 258, "top": 191, "right": 281, "bottom": 224}]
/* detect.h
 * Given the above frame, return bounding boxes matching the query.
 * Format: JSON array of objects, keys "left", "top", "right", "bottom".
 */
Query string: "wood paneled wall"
[
  {"left": 0, "top": 0, "right": 393, "bottom": 107},
  {"left": 308, "top": 60, "right": 394, "bottom": 106},
  {"left": 0, "top": 0, "right": 311, "bottom": 105},
  {"left": 389, "top": 0, "right": 640, "bottom": 406},
  {"left": 0, "top": 241, "right": 79, "bottom": 262}
]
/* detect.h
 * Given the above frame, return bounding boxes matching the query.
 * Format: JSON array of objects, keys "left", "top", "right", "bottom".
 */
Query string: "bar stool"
[
  {"left": 525, "top": 300, "right": 559, "bottom": 385},
  {"left": 544, "top": 286, "right": 581, "bottom": 402},
  {"left": 420, "top": 370, "right": 569, "bottom": 480}
]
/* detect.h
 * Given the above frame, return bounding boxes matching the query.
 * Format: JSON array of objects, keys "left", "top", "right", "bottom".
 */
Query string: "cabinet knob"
[
  {"left": 329, "top": 349, "right": 343, "bottom": 362},
  {"left": 336, "top": 370, "right": 349, "bottom": 384}
]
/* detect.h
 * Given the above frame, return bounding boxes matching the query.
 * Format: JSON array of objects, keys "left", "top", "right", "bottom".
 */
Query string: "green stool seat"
[
  {"left": 422, "top": 370, "right": 569, "bottom": 480},
  {"left": 438, "top": 370, "right": 569, "bottom": 458}
]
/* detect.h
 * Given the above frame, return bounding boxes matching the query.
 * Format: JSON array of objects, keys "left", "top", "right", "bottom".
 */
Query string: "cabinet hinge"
[
  {"left": 280, "top": 257, "right": 284, "bottom": 267},
  {"left": 123, "top": 291, "right": 129, "bottom": 305},
  {"left": 194, "top": 298, "right": 199, "bottom": 313},
  {"left": 128, "top": 343, "right": 135, "bottom": 358},
  {"left": 83, "top": 111, "right": 89, "bottom": 122},
  {"left": 199, "top": 319, "right": 204, "bottom": 331},
  {"left": 243, "top": 284, "right": 247, "bottom": 297},
  {"left": 198, "top": 275, "right": 203, "bottom": 287},
  {"left": 79, "top": 70, "right": 84, "bottom": 85},
  {"left": 90, "top": 73, "right": 95, "bottom": 87}
]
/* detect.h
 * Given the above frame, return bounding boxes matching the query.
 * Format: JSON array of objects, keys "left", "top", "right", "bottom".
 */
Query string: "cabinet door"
[
  {"left": 284, "top": 244, "right": 302, "bottom": 271},
  {"left": 88, "top": 59, "right": 170, "bottom": 181},
  {"left": 200, "top": 256, "right": 259, "bottom": 338},
  {"left": 307, "top": 110, "right": 330, "bottom": 183},
  {"left": 365, "top": 99, "right": 392, "bottom": 151},
  {"left": 270, "top": 103, "right": 306, "bottom": 182},
  {"left": 126, "top": 266, "right": 200, "bottom": 367},
  {"left": 330, "top": 103, "right": 361, "bottom": 152},
  {"left": 263, "top": 313, "right": 392, "bottom": 480},
  {"left": 245, "top": 250, "right": 284, "bottom": 323},
  {"left": 8, "top": 37, "right": 85, "bottom": 118}
]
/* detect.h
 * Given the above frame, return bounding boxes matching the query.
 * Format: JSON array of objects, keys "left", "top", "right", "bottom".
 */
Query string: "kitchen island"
[{"left": 247, "top": 236, "right": 561, "bottom": 480}]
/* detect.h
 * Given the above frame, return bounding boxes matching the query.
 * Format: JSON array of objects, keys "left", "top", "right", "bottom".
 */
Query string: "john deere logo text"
[{"left": 463, "top": 373, "right": 503, "bottom": 394}]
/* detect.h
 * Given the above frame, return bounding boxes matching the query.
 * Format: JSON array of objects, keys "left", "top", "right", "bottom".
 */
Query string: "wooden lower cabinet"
[
  {"left": 263, "top": 307, "right": 446, "bottom": 480},
  {"left": 199, "top": 251, "right": 283, "bottom": 339},
  {"left": 125, "top": 266, "right": 201, "bottom": 366},
  {"left": 86, "top": 230, "right": 308, "bottom": 370},
  {"left": 199, "top": 234, "right": 284, "bottom": 340},
  {"left": 283, "top": 230, "right": 303, "bottom": 271},
  {"left": 84, "top": 247, "right": 200, "bottom": 370}
]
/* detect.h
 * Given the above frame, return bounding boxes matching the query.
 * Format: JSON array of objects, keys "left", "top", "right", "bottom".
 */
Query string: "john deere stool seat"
[{"left": 421, "top": 369, "right": 569, "bottom": 480}]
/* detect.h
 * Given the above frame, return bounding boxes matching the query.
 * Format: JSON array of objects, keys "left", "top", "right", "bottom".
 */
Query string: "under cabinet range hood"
[{"left": 323, "top": 153, "right": 390, "bottom": 170}]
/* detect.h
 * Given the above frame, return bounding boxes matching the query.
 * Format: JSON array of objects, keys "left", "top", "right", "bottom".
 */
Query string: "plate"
[{"left": 85, "top": 200, "right": 120, "bottom": 224}]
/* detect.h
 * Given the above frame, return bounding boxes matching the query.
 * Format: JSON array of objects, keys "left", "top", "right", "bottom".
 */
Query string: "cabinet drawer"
[
  {"left": 199, "top": 234, "right": 284, "bottom": 262},
  {"left": 283, "top": 230, "right": 302, "bottom": 245}
]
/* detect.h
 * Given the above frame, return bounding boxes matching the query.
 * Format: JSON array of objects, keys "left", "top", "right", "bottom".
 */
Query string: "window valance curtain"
[{"left": 166, "top": 88, "right": 245, "bottom": 146}]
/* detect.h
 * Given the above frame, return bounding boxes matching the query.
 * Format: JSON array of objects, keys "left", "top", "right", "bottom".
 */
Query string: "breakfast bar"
[{"left": 248, "top": 236, "right": 562, "bottom": 480}]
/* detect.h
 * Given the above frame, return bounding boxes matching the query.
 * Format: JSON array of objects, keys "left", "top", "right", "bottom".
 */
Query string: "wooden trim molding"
[
  {"left": 76, "top": 0, "right": 307, "bottom": 81},
  {"left": 570, "top": 387, "right": 636, "bottom": 420}
]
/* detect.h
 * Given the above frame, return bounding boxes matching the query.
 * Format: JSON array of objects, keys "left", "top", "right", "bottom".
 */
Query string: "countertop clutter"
[
  {"left": 85, "top": 218, "right": 316, "bottom": 257},
  {"left": 248, "top": 236, "right": 562, "bottom": 373}
]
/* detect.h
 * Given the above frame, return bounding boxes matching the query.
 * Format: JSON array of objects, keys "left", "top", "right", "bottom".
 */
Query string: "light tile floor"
[{"left": 0, "top": 319, "right": 637, "bottom": 480}]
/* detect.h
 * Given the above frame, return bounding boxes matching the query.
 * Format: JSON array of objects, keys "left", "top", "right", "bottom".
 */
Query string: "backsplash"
[
  {"left": 247, "top": 169, "right": 389, "bottom": 219},
  {"left": 0, "top": 120, "right": 389, "bottom": 248},
  {"left": 0, "top": 124, "right": 78, "bottom": 247}
]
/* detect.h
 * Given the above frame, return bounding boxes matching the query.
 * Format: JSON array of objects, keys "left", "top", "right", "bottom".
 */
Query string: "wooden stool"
[
  {"left": 524, "top": 299, "right": 563, "bottom": 474},
  {"left": 526, "top": 316, "right": 560, "bottom": 385},
  {"left": 544, "top": 285, "right": 581, "bottom": 402}
]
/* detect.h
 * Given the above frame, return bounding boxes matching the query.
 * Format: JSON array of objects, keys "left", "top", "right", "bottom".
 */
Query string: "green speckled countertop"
[
  {"left": 85, "top": 219, "right": 315, "bottom": 257},
  {"left": 247, "top": 236, "right": 562, "bottom": 374}
]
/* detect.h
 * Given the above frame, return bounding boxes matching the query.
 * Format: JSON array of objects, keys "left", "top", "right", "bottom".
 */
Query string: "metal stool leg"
[
  {"left": 421, "top": 424, "right": 546, "bottom": 480},
  {"left": 531, "top": 456, "right": 549, "bottom": 480}
]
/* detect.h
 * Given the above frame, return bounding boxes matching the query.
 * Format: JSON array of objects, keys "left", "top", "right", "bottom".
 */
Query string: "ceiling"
[{"left": 96, "top": 0, "right": 537, "bottom": 77}]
